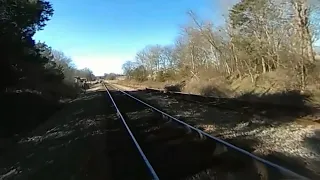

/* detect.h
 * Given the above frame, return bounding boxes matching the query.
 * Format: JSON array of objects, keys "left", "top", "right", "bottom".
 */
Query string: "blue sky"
[{"left": 34, "top": 0, "right": 237, "bottom": 75}]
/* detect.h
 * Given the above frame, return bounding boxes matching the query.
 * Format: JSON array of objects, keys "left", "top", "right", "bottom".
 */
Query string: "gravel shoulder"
[
  {"left": 0, "top": 84, "right": 112, "bottom": 180},
  {"left": 111, "top": 83, "right": 320, "bottom": 179}
]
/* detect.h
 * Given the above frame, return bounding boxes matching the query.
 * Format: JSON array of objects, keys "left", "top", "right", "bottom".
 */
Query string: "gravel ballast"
[{"left": 111, "top": 83, "right": 320, "bottom": 179}]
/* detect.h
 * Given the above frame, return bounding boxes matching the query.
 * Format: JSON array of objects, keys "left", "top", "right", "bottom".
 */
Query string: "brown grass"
[
  {"left": 116, "top": 79, "right": 171, "bottom": 90},
  {"left": 183, "top": 77, "right": 233, "bottom": 98},
  {"left": 117, "top": 68, "right": 320, "bottom": 106}
]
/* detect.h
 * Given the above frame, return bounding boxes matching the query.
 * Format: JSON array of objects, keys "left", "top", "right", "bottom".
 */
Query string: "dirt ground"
[{"left": 0, "top": 84, "right": 112, "bottom": 180}]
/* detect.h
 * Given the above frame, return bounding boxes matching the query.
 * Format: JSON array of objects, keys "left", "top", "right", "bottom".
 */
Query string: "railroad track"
[{"left": 103, "top": 83, "right": 309, "bottom": 180}]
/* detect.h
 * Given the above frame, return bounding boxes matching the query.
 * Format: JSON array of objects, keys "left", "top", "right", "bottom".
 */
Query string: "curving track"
[{"left": 103, "top": 83, "right": 309, "bottom": 180}]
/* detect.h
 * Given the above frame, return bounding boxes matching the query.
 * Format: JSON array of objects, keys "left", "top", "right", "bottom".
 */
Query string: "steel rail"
[
  {"left": 107, "top": 83, "right": 309, "bottom": 180},
  {"left": 103, "top": 84, "right": 160, "bottom": 180}
]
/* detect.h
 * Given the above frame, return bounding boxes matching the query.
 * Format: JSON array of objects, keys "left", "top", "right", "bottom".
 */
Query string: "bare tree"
[{"left": 121, "top": 0, "right": 320, "bottom": 91}]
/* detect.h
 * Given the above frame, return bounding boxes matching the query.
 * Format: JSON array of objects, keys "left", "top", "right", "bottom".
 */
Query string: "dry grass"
[
  {"left": 118, "top": 68, "right": 320, "bottom": 106},
  {"left": 230, "top": 69, "right": 320, "bottom": 105},
  {"left": 116, "top": 79, "right": 171, "bottom": 90},
  {"left": 231, "top": 69, "right": 301, "bottom": 95},
  {"left": 183, "top": 77, "right": 233, "bottom": 98}
]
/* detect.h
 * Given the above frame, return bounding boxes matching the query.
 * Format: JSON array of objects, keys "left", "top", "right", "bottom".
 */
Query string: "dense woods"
[
  {"left": 122, "top": 0, "right": 320, "bottom": 95},
  {"left": 0, "top": 0, "right": 94, "bottom": 137}
]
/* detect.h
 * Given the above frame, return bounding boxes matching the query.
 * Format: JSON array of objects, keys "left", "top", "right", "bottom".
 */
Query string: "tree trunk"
[
  {"left": 292, "top": 0, "right": 315, "bottom": 63},
  {"left": 300, "top": 62, "right": 306, "bottom": 90},
  {"left": 261, "top": 56, "right": 267, "bottom": 73}
]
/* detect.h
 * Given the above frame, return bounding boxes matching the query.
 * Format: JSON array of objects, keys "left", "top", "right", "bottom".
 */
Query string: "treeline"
[
  {"left": 1, "top": 0, "right": 94, "bottom": 99},
  {"left": 122, "top": 0, "right": 320, "bottom": 92},
  {"left": 0, "top": 0, "right": 94, "bottom": 137}
]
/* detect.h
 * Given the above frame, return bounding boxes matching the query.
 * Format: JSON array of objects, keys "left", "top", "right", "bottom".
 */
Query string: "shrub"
[{"left": 183, "top": 77, "right": 232, "bottom": 97}]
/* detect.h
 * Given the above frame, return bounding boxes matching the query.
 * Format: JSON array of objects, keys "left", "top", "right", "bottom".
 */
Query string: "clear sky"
[{"left": 34, "top": 0, "right": 237, "bottom": 76}]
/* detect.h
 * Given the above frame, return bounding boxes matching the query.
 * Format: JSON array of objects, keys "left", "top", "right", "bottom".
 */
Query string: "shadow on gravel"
[
  {"left": 124, "top": 88, "right": 319, "bottom": 179},
  {"left": 105, "top": 89, "right": 316, "bottom": 180},
  {"left": 71, "top": 91, "right": 102, "bottom": 102},
  {"left": 302, "top": 129, "right": 320, "bottom": 177},
  {"left": 132, "top": 88, "right": 315, "bottom": 128},
  {"left": 261, "top": 151, "right": 320, "bottom": 180},
  {"left": 0, "top": 91, "right": 111, "bottom": 180},
  {"left": 0, "top": 92, "right": 62, "bottom": 138},
  {"left": 236, "top": 90, "right": 314, "bottom": 117},
  {"left": 303, "top": 130, "right": 320, "bottom": 155},
  {"left": 187, "top": 149, "right": 320, "bottom": 180},
  {"left": 108, "top": 90, "right": 264, "bottom": 179}
]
